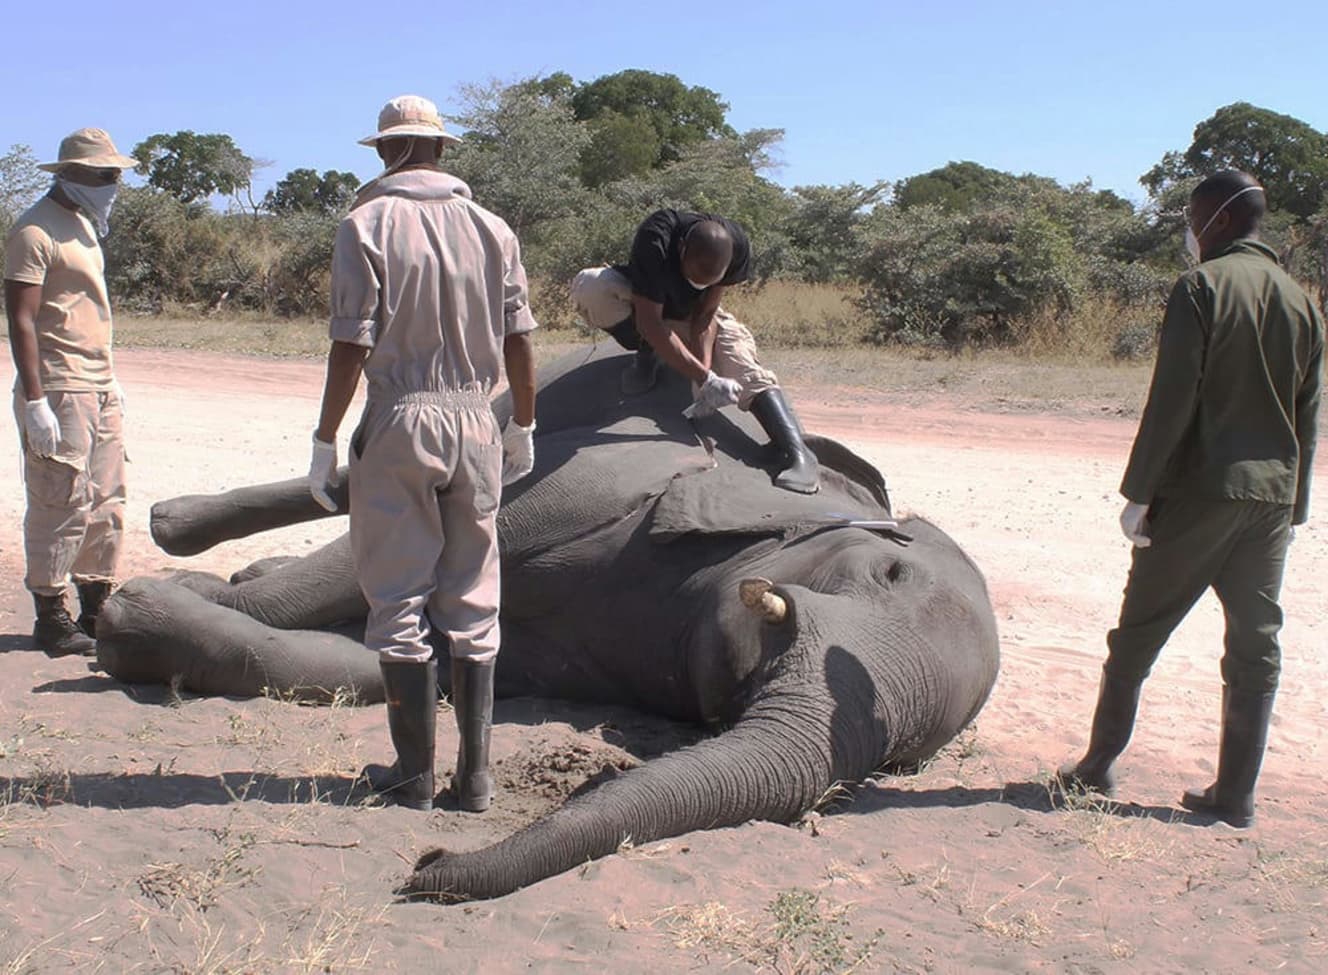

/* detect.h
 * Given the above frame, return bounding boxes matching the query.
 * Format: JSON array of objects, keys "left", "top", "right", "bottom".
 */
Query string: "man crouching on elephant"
[
  {"left": 307, "top": 95, "right": 539, "bottom": 812},
  {"left": 571, "top": 209, "right": 820, "bottom": 493}
]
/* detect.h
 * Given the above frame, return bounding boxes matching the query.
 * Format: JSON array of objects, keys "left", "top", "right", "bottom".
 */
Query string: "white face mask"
[
  {"left": 685, "top": 276, "right": 714, "bottom": 291},
  {"left": 56, "top": 177, "right": 118, "bottom": 238},
  {"left": 1184, "top": 185, "right": 1264, "bottom": 264}
]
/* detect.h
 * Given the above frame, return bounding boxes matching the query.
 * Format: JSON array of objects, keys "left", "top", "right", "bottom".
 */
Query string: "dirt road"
[{"left": 1, "top": 347, "right": 1324, "bottom": 973}]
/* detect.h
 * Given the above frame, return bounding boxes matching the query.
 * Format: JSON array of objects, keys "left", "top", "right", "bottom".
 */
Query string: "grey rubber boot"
[
  {"left": 620, "top": 342, "right": 659, "bottom": 396},
  {"left": 748, "top": 389, "right": 820, "bottom": 494},
  {"left": 1057, "top": 670, "right": 1142, "bottom": 796},
  {"left": 75, "top": 580, "right": 113, "bottom": 638},
  {"left": 362, "top": 657, "right": 437, "bottom": 811},
  {"left": 450, "top": 657, "right": 495, "bottom": 812},
  {"left": 33, "top": 592, "right": 97, "bottom": 658},
  {"left": 1180, "top": 687, "right": 1276, "bottom": 828}
]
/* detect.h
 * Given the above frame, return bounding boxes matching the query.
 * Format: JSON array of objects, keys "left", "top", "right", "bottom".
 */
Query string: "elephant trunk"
[
  {"left": 149, "top": 471, "right": 349, "bottom": 557},
  {"left": 403, "top": 682, "right": 868, "bottom": 902}
]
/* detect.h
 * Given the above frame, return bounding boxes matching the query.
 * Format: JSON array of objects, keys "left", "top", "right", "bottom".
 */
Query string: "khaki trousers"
[
  {"left": 570, "top": 265, "right": 778, "bottom": 408},
  {"left": 1105, "top": 497, "right": 1292, "bottom": 694},
  {"left": 13, "top": 389, "right": 126, "bottom": 596},
  {"left": 348, "top": 389, "right": 503, "bottom": 662}
]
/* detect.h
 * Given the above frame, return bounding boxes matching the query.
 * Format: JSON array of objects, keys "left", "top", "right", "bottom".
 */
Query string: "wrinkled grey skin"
[{"left": 97, "top": 344, "right": 1000, "bottom": 901}]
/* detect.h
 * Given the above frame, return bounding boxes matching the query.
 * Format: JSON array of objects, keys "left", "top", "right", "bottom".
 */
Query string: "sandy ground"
[{"left": 0, "top": 347, "right": 1325, "bottom": 974}]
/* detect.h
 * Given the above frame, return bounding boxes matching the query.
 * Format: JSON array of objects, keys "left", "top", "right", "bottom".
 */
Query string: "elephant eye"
[{"left": 874, "top": 561, "right": 910, "bottom": 586}]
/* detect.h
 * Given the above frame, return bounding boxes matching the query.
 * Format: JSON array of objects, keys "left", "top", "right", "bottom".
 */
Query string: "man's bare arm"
[
  {"left": 4, "top": 280, "right": 45, "bottom": 401},
  {"left": 633, "top": 295, "right": 709, "bottom": 383},
  {"left": 314, "top": 341, "right": 369, "bottom": 443},
  {"left": 684, "top": 285, "right": 725, "bottom": 373},
  {"left": 503, "top": 332, "right": 536, "bottom": 427}
]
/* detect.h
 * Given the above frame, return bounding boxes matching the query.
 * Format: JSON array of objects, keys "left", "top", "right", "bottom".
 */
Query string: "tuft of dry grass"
[{"left": 651, "top": 888, "right": 882, "bottom": 975}]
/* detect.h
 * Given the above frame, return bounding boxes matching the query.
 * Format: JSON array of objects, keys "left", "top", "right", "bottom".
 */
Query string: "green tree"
[
  {"left": 444, "top": 78, "right": 593, "bottom": 275},
  {"left": 132, "top": 131, "right": 255, "bottom": 205},
  {"left": 893, "top": 161, "right": 1021, "bottom": 212},
  {"left": 264, "top": 168, "right": 360, "bottom": 215},
  {"left": 571, "top": 69, "right": 733, "bottom": 180},
  {"left": 1, "top": 144, "right": 46, "bottom": 245},
  {"left": 579, "top": 110, "right": 662, "bottom": 187},
  {"left": 1141, "top": 102, "right": 1328, "bottom": 218},
  {"left": 783, "top": 181, "right": 889, "bottom": 282}
]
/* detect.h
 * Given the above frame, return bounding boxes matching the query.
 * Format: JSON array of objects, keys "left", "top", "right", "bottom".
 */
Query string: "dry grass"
[
  {"left": 650, "top": 888, "right": 882, "bottom": 974},
  {"left": 1045, "top": 777, "right": 1181, "bottom": 864},
  {"left": 723, "top": 280, "right": 870, "bottom": 349}
]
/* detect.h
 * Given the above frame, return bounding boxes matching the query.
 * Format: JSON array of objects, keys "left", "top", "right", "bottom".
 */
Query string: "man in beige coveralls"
[
  {"left": 309, "top": 96, "right": 538, "bottom": 812},
  {"left": 4, "top": 129, "right": 136, "bottom": 657}
]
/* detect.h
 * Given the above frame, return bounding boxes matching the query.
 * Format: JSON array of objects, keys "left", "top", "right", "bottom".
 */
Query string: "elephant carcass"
[{"left": 96, "top": 342, "right": 1000, "bottom": 901}]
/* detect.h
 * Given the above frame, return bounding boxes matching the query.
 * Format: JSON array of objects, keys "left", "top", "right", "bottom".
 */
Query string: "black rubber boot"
[
  {"left": 450, "top": 657, "right": 495, "bottom": 813},
  {"left": 75, "top": 580, "right": 113, "bottom": 638},
  {"left": 1180, "top": 687, "right": 1276, "bottom": 828},
  {"left": 1057, "top": 670, "right": 1142, "bottom": 796},
  {"left": 748, "top": 389, "right": 820, "bottom": 494},
  {"left": 32, "top": 592, "right": 97, "bottom": 658},
  {"left": 362, "top": 657, "right": 437, "bottom": 811},
  {"left": 620, "top": 342, "right": 659, "bottom": 396}
]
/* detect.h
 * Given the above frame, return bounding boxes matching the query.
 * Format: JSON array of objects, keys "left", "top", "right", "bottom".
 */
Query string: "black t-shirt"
[{"left": 615, "top": 209, "right": 752, "bottom": 321}]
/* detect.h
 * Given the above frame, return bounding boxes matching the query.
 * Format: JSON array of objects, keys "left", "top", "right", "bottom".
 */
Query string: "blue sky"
[{"left": 6, "top": 1, "right": 1327, "bottom": 205}]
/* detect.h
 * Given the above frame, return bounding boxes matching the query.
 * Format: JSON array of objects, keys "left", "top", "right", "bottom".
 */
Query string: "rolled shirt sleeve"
[
  {"left": 4, "top": 224, "right": 53, "bottom": 285},
  {"left": 1119, "top": 275, "right": 1208, "bottom": 503},
  {"left": 502, "top": 233, "right": 538, "bottom": 337},
  {"left": 328, "top": 217, "right": 381, "bottom": 348}
]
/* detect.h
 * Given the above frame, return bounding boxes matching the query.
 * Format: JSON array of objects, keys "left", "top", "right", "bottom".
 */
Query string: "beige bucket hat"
[
  {"left": 39, "top": 128, "right": 138, "bottom": 173},
  {"left": 359, "top": 95, "right": 461, "bottom": 147}
]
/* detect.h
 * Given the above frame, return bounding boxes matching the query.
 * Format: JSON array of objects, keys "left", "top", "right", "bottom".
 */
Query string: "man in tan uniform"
[
  {"left": 4, "top": 129, "right": 136, "bottom": 657},
  {"left": 309, "top": 96, "right": 538, "bottom": 813}
]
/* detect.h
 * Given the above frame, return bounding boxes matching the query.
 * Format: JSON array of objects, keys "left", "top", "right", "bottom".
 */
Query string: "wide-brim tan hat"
[
  {"left": 39, "top": 128, "right": 138, "bottom": 173},
  {"left": 359, "top": 94, "right": 461, "bottom": 147}
]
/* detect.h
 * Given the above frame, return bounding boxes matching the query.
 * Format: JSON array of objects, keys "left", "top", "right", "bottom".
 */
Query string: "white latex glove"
[
  {"left": 308, "top": 435, "right": 339, "bottom": 512},
  {"left": 501, "top": 419, "right": 536, "bottom": 486},
  {"left": 1289, "top": 526, "right": 1297, "bottom": 544},
  {"left": 1120, "top": 501, "right": 1151, "bottom": 548},
  {"left": 23, "top": 398, "right": 61, "bottom": 458},
  {"left": 113, "top": 378, "right": 127, "bottom": 416},
  {"left": 692, "top": 371, "right": 741, "bottom": 413}
]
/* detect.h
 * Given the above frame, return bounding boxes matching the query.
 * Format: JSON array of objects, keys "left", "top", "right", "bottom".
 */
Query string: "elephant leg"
[
  {"left": 230, "top": 556, "right": 304, "bottom": 585},
  {"left": 150, "top": 470, "right": 350, "bottom": 557},
  {"left": 199, "top": 534, "right": 367, "bottom": 631},
  {"left": 96, "top": 578, "right": 384, "bottom": 704}
]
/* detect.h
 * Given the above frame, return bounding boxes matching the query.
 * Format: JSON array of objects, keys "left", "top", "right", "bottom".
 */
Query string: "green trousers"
[{"left": 1105, "top": 497, "right": 1292, "bottom": 694}]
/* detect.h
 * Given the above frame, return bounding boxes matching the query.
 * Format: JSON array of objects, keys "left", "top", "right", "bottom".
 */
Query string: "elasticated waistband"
[{"left": 374, "top": 387, "right": 492, "bottom": 410}]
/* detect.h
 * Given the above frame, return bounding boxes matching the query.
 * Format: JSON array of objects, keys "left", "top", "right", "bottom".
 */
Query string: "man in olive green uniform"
[{"left": 1060, "top": 170, "right": 1322, "bottom": 828}]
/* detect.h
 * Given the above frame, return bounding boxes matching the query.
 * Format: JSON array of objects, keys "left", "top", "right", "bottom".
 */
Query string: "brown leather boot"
[{"left": 33, "top": 592, "right": 97, "bottom": 658}]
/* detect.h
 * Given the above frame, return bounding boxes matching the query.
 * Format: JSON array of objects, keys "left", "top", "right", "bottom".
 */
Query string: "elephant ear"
[{"left": 649, "top": 449, "right": 892, "bottom": 542}]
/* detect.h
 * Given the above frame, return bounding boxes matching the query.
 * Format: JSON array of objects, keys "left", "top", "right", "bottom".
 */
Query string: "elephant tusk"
[{"left": 738, "top": 577, "right": 788, "bottom": 625}]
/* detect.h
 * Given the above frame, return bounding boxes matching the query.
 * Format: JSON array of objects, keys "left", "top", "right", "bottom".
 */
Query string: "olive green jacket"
[{"left": 1121, "top": 239, "right": 1323, "bottom": 524}]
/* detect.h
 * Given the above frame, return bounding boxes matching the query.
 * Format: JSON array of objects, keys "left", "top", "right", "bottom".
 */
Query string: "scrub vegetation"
[{"left": 2, "top": 75, "right": 1326, "bottom": 361}]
